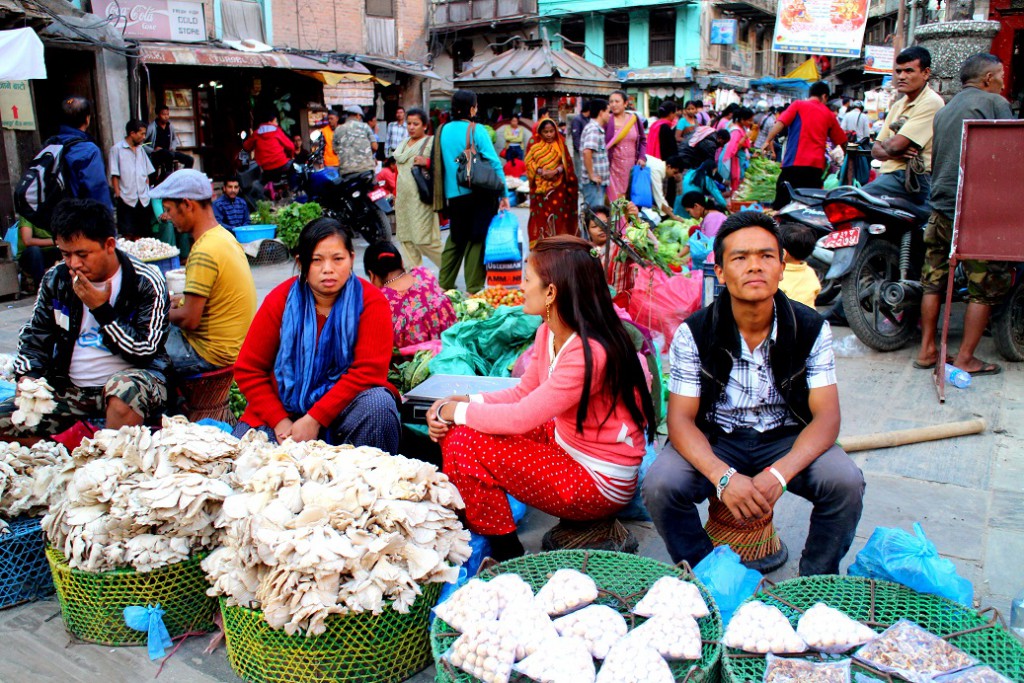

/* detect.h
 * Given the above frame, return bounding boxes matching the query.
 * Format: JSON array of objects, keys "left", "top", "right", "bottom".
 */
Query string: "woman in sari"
[
  {"left": 525, "top": 118, "right": 578, "bottom": 246},
  {"left": 719, "top": 106, "right": 755, "bottom": 196},
  {"left": 604, "top": 90, "right": 646, "bottom": 202},
  {"left": 393, "top": 107, "right": 442, "bottom": 268}
]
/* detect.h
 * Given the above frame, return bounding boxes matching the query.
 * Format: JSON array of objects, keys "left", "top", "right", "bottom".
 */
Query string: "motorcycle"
[
  {"left": 774, "top": 184, "right": 840, "bottom": 305},
  {"left": 293, "top": 131, "right": 393, "bottom": 244}
]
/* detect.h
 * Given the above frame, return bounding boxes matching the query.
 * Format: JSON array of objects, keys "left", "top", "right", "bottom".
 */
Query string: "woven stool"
[
  {"left": 705, "top": 497, "right": 788, "bottom": 573},
  {"left": 179, "top": 366, "right": 236, "bottom": 425},
  {"left": 541, "top": 518, "right": 639, "bottom": 555}
]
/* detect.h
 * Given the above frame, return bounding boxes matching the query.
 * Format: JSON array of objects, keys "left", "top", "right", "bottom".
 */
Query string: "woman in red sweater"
[
  {"left": 233, "top": 218, "right": 399, "bottom": 451},
  {"left": 427, "top": 235, "right": 656, "bottom": 560}
]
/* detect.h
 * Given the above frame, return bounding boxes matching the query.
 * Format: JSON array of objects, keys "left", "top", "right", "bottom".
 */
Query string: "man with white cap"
[
  {"left": 151, "top": 170, "right": 256, "bottom": 376},
  {"left": 334, "top": 105, "right": 378, "bottom": 176}
]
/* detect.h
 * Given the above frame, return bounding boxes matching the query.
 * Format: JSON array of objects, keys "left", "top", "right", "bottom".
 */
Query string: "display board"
[{"left": 772, "top": 0, "right": 869, "bottom": 57}]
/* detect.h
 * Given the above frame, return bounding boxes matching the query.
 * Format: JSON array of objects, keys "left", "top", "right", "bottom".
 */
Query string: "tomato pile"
[{"left": 470, "top": 286, "right": 524, "bottom": 307}]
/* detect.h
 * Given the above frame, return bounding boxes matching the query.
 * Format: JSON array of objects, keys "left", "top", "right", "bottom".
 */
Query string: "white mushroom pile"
[
  {"left": 0, "top": 440, "right": 71, "bottom": 533},
  {"left": 722, "top": 601, "right": 807, "bottom": 654},
  {"left": 116, "top": 237, "right": 180, "bottom": 261},
  {"left": 202, "top": 435, "right": 472, "bottom": 637},
  {"left": 11, "top": 377, "right": 56, "bottom": 429},
  {"left": 42, "top": 416, "right": 240, "bottom": 573},
  {"left": 0, "top": 353, "right": 16, "bottom": 381}
]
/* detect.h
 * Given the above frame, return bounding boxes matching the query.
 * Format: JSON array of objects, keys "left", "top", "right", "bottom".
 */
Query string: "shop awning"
[
  {"left": 454, "top": 44, "right": 617, "bottom": 95},
  {"left": 139, "top": 44, "right": 371, "bottom": 75},
  {"left": 785, "top": 59, "right": 820, "bottom": 81},
  {"left": 297, "top": 71, "right": 389, "bottom": 87},
  {"left": 356, "top": 55, "right": 440, "bottom": 80}
]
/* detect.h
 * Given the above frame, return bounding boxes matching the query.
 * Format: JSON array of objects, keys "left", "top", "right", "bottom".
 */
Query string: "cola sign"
[{"left": 104, "top": 0, "right": 206, "bottom": 42}]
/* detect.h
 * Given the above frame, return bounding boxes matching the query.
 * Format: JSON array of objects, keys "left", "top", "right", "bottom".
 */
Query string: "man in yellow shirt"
[
  {"left": 864, "top": 46, "right": 945, "bottom": 211},
  {"left": 151, "top": 170, "right": 257, "bottom": 376},
  {"left": 322, "top": 109, "right": 340, "bottom": 169},
  {"left": 778, "top": 224, "right": 822, "bottom": 309}
]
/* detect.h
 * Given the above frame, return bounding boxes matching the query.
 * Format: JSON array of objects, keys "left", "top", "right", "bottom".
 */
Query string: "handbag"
[
  {"left": 456, "top": 122, "right": 505, "bottom": 194},
  {"left": 410, "top": 137, "right": 434, "bottom": 204}
]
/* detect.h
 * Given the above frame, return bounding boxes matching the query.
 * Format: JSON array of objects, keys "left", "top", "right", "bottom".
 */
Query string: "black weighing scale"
[{"left": 401, "top": 374, "right": 521, "bottom": 424}]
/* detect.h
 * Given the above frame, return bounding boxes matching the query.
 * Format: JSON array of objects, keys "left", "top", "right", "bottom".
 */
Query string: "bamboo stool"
[
  {"left": 705, "top": 497, "right": 788, "bottom": 573},
  {"left": 179, "top": 366, "right": 236, "bottom": 425},
  {"left": 541, "top": 517, "right": 639, "bottom": 555}
]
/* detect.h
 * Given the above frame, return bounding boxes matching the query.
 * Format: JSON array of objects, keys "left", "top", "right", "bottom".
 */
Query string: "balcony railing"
[
  {"left": 715, "top": 0, "right": 777, "bottom": 16},
  {"left": 431, "top": 0, "right": 538, "bottom": 29}
]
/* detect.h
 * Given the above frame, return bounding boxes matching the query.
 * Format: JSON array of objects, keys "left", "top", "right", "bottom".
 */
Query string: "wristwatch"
[{"left": 716, "top": 467, "right": 737, "bottom": 499}]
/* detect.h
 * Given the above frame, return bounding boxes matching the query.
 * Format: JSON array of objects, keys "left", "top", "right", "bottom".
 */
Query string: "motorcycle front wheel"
[
  {"left": 841, "top": 239, "right": 918, "bottom": 351},
  {"left": 355, "top": 204, "right": 392, "bottom": 244},
  {"left": 992, "top": 280, "right": 1024, "bottom": 362}
]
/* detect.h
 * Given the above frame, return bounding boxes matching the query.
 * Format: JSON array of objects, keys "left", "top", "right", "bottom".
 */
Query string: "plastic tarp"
[
  {"left": 750, "top": 77, "right": 812, "bottom": 94},
  {"left": 0, "top": 28, "right": 46, "bottom": 81},
  {"left": 428, "top": 307, "right": 541, "bottom": 378}
]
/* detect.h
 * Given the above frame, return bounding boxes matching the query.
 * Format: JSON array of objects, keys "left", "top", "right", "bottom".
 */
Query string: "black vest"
[{"left": 684, "top": 290, "right": 825, "bottom": 435}]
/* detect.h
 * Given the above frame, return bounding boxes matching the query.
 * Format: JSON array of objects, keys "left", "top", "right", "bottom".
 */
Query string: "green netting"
[
  {"left": 220, "top": 581, "right": 442, "bottom": 683},
  {"left": 721, "top": 575, "right": 1024, "bottom": 683},
  {"left": 0, "top": 517, "right": 53, "bottom": 609},
  {"left": 46, "top": 546, "right": 217, "bottom": 645},
  {"left": 431, "top": 549, "right": 723, "bottom": 683}
]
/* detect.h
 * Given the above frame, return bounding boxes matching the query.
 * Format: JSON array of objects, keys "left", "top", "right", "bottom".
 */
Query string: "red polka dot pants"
[{"left": 441, "top": 421, "right": 625, "bottom": 535}]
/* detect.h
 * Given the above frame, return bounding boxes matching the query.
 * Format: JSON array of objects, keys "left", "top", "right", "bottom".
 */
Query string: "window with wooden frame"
[
  {"left": 604, "top": 13, "right": 629, "bottom": 68},
  {"left": 649, "top": 9, "right": 676, "bottom": 65},
  {"left": 366, "top": 0, "right": 394, "bottom": 18},
  {"left": 561, "top": 19, "right": 585, "bottom": 57}
]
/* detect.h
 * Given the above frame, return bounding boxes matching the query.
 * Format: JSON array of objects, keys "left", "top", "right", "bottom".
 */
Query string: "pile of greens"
[
  {"left": 611, "top": 198, "right": 673, "bottom": 275},
  {"left": 655, "top": 218, "right": 699, "bottom": 269},
  {"left": 444, "top": 290, "right": 496, "bottom": 322},
  {"left": 734, "top": 156, "right": 781, "bottom": 203},
  {"left": 389, "top": 349, "right": 434, "bottom": 394},
  {"left": 274, "top": 202, "right": 324, "bottom": 250}
]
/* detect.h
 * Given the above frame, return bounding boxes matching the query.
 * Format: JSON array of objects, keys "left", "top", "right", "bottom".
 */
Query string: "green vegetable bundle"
[
  {"left": 444, "top": 290, "right": 495, "bottom": 322},
  {"left": 734, "top": 156, "right": 781, "bottom": 203},
  {"left": 273, "top": 202, "right": 324, "bottom": 250},
  {"left": 228, "top": 382, "right": 247, "bottom": 420}
]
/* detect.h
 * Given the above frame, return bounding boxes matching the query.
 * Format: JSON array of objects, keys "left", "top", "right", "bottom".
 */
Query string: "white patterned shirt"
[{"left": 669, "top": 313, "right": 836, "bottom": 432}]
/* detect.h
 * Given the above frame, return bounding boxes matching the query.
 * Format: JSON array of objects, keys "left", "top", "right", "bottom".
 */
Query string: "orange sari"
[{"left": 525, "top": 120, "right": 579, "bottom": 245}]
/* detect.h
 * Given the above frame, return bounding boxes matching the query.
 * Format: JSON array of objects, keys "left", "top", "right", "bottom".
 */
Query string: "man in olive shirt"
[
  {"left": 915, "top": 54, "right": 1015, "bottom": 377},
  {"left": 864, "top": 46, "right": 945, "bottom": 212}
]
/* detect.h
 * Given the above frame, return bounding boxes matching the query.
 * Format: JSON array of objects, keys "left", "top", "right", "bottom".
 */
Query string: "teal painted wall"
[
  {"left": 627, "top": 10, "right": 649, "bottom": 69},
  {"left": 540, "top": 0, "right": 680, "bottom": 16},
  {"left": 674, "top": 4, "right": 700, "bottom": 66},
  {"left": 584, "top": 13, "right": 605, "bottom": 67}
]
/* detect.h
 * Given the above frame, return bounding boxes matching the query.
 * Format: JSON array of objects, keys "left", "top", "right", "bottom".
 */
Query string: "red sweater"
[
  {"left": 242, "top": 123, "right": 295, "bottom": 171},
  {"left": 235, "top": 276, "right": 397, "bottom": 430}
]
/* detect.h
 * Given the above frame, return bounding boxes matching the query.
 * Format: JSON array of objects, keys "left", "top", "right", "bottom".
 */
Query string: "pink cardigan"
[{"left": 455, "top": 324, "right": 647, "bottom": 503}]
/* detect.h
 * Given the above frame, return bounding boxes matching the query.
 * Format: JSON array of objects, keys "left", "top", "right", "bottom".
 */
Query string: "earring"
[{"left": 545, "top": 301, "right": 551, "bottom": 324}]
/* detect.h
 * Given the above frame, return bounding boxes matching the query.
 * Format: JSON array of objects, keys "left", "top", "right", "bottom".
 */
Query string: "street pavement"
[{"left": 0, "top": 211, "right": 1021, "bottom": 681}]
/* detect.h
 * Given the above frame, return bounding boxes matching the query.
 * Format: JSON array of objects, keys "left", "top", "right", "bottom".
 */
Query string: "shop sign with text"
[
  {"left": 104, "top": 0, "right": 206, "bottom": 42},
  {"left": 772, "top": 0, "right": 868, "bottom": 57}
]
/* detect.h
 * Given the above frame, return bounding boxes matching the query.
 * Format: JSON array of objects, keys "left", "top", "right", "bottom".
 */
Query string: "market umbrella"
[{"left": 0, "top": 28, "right": 46, "bottom": 80}]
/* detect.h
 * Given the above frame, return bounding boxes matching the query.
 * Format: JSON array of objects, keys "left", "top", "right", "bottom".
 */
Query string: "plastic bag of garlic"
[
  {"left": 0, "top": 440, "right": 71, "bottom": 534},
  {"left": 42, "top": 416, "right": 242, "bottom": 573},
  {"left": 116, "top": 237, "right": 180, "bottom": 262},
  {"left": 202, "top": 432, "right": 472, "bottom": 637}
]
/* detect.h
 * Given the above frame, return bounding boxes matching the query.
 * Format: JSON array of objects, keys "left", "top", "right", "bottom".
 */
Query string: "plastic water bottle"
[
  {"left": 944, "top": 363, "right": 971, "bottom": 389},
  {"left": 1012, "top": 588, "right": 1024, "bottom": 640}
]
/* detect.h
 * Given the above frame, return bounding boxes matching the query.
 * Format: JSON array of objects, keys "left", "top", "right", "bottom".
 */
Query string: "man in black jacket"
[
  {"left": 643, "top": 212, "right": 865, "bottom": 576},
  {"left": 1, "top": 199, "right": 170, "bottom": 437}
]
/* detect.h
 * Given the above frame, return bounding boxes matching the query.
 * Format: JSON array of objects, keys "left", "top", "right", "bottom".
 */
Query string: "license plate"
[
  {"left": 821, "top": 227, "right": 861, "bottom": 249},
  {"left": 369, "top": 188, "right": 387, "bottom": 201}
]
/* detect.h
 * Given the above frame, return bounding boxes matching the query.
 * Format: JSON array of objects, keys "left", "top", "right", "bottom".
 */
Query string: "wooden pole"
[
  {"left": 839, "top": 418, "right": 987, "bottom": 453},
  {"left": 894, "top": 0, "right": 908, "bottom": 54}
]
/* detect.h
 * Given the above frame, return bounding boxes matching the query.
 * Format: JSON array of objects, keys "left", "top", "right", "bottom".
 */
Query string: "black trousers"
[
  {"left": 150, "top": 148, "right": 194, "bottom": 170},
  {"left": 116, "top": 198, "right": 154, "bottom": 239},
  {"left": 773, "top": 165, "right": 825, "bottom": 210}
]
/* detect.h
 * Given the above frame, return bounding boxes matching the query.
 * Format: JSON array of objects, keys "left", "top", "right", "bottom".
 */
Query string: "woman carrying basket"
[
  {"left": 524, "top": 118, "right": 578, "bottom": 247},
  {"left": 427, "top": 235, "right": 657, "bottom": 561}
]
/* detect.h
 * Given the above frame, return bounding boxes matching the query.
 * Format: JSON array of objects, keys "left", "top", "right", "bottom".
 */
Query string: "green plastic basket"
[
  {"left": 431, "top": 549, "right": 723, "bottom": 683},
  {"left": 220, "top": 581, "right": 442, "bottom": 683},
  {"left": 721, "top": 575, "right": 1024, "bottom": 682},
  {"left": 46, "top": 546, "right": 217, "bottom": 645}
]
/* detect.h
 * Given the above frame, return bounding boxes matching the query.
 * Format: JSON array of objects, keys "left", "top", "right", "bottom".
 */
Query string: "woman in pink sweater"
[{"left": 427, "top": 235, "right": 656, "bottom": 560}]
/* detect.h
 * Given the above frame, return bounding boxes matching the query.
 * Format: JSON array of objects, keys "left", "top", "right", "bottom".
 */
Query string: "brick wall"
[{"left": 271, "top": 0, "right": 428, "bottom": 59}]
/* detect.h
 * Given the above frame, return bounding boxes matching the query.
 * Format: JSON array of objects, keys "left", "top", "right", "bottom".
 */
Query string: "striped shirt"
[
  {"left": 580, "top": 120, "right": 609, "bottom": 184},
  {"left": 212, "top": 195, "right": 251, "bottom": 230},
  {"left": 385, "top": 121, "right": 409, "bottom": 155},
  {"left": 669, "top": 313, "right": 836, "bottom": 432}
]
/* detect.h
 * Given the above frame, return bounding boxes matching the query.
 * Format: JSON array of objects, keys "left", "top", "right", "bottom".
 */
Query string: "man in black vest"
[{"left": 643, "top": 212, "right": 865, "bottom": 576}]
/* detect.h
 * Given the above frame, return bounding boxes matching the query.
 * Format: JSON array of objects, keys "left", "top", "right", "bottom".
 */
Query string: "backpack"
[{"left": 14, "top": 136, "right": 83, "bottom": 228}]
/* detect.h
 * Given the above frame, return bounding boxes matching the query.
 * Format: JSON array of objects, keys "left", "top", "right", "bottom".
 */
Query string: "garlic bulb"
[
  {"left": 797, "top": 602, "right": 878, "bottom": 653},
  {"left": 499, "top": 599, "right": 559, "bottom": 660},
  {"left": 11, "top": 377, "right": 56, "bottom": 428},
  {"left": 513, "top": 636, "right": 596, "bottom": 683},
  {"left": 723, "top": 602, "right": 806, "bottom": 654},
  {"left": 434, "top": 579, "right": 502, "bottom": 633},
  {"left": 553, "top": 604, "right": 628, "bottom": 659},
  {"left": 632, "top": 576, "right": 709, "bottom": 619},
  {"left": 0, "top": 440, "right": 71, "bottom": 526},
  {"left": 596, "top": 639, "right": 674, "bottom": 683},
  {"left": 626, "top": 613, "right": 702, "bottom": 661},
  {"left": 448, "top": 620, "right": 518, "bottom": 683},
  {"left": 116, "top": 237, "right": 179, "bottom": 261},
  {"left": 534, "top": 568, "right": 599, "bottom": 616}
]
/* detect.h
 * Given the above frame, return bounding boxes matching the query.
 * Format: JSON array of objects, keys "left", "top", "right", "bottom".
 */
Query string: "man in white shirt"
[
  {"left": 840, "top": 101, "right": 872, "bottom": 141},
  {"left": 0, "top": 199, "right": 170, "bottom": 438},
  {"left": 110, "top": 119, "right": 155, "bottom": 239}
]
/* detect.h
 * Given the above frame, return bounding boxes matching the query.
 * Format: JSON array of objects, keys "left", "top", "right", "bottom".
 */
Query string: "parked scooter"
[
  {"left": 774, "top": 184, "right": 840, "bottom": 305},
  {"left": 293, "top": 131, "right": 392, "bottom": 244}
]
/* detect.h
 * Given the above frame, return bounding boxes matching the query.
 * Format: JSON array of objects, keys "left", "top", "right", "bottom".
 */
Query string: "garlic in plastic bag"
[
  {"left": 632, "top": 576, "right": 710, "bottom": 619},
  {"left": 499, "top": 599, "right": 559, "bottom": 660},
  {"left": 535, "top": 568, "right": 599, "bottom": 616},
  {"left": 723, "top": 601, "right": 806, "bottom": 654},
  {"left": 447, "top": 620, "right": 518, "bottom": 683},
  {"left": 513, "top": 636, "right": 596, "bottom": 683},
  {"left": 626, "top": 613, "right": 702, "bottom": 660},
  {"left": 434, "top": 578, "right": 501, "bottom": 632},
  {"left": 553, "top": 604, "right": 628, "bottom": 659},
  {"left": 797, "top": 603, "right": 878, "bottom": 653},
  {"left": 488, "top": 573, "right": 534, "bottom": 613},
  {"left": 853, "top": 620, "right": 975, "bottom": 683},
  {"left": 763, "top": 654, "right": 851, "bottom": 683},
  {"left": 596, "top": 639, "right": 674, "bottom": 683}
]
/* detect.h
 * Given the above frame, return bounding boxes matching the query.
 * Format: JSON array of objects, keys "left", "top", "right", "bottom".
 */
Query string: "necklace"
[{"left": 383, "top": 271, "right": 407, "bottom": 287}]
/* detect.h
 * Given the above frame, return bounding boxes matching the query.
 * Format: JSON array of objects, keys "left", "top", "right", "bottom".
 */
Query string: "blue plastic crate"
[
  {"left": 144, "top": 255, "right": 181, "bottom": 275},
  {"left": 0, "top": 516, "right": 53, "bottom": 609},
  {"left": 702, "top": 259, "right": 725, "bottom": 308},
  {"left": 234, "top": 224, "right": 276, "bottom": 243}
]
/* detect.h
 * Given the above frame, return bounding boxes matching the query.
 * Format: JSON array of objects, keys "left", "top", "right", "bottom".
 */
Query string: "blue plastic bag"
[
  {"left": 123, "top": 604, "right": 173, "bottom": 660},
  {"left": 848, "top": 522, "right": 973, "bottom": 606},
  {"left": 0, "top": 380, "right": 14, "bottom": 405},
  {"left": 616, "top": 441, "right": 658, "bottom": 522},
  {"left": 630, "top": 165, "right": 654, "bottom": 208},
  {"left": 196, "top": 418, "right": 232, "bottom": 433},
  {"left": 689, "top": 230, "right": 714, "bottom": 269},
  {"left": 508, "top": 494, "right": 527, "bottom": 523},
  {"left": 693, "top": 546, "right": 763, "bottom": 626},
  {"left": 484, "top": 210, "right": 521, "bottom": 265}
]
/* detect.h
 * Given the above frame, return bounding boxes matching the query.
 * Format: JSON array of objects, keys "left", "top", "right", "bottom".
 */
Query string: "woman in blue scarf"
[{"left": 233, "top": 218, "right": 400, "bottom": 451}]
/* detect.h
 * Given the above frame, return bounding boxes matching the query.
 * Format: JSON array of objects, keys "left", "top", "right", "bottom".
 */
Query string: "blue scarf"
[{"left": 274, "top": 275, "right": 363, "bottom": 416}]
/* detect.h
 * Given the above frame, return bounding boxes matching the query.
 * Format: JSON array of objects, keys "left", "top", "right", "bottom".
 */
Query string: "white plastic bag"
[
  {"left": 488, "top": 573, "right": 534, "bottom": 613},
  {"left": 513, "top": 636, "right": 596, "bottom": 683},
  {"left": 534, "top": 569, "right": 599, "bottom": 616},
  {"left": 434, "top": 578, "right": 500, "bottom": 632},
  {"left": 553, "top": 604, "right": 628, "bottom": 659},
  {"left": 626, "top": 614, "right": 702, "bottom": 660},
  {"left": 796, "top": 603, "right": 878, "bottom": 653},
  {"left": 596, "top": 639, "right": 674, "bottom": 683},
  {"left": 446, "top": 620, "right": 518, "bottom": 683},
  {"left": 632, "top": 576, "right": 710, "bottom": 619},
  {"left": 722, "top": 602, "right": 806, "bottom": 654},
  {"left": 499, "top": 600, "right": 559, "bottom": 660}
]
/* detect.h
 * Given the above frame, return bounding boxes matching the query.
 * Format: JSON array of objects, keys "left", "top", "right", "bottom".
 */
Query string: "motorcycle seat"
[
  {"left": 791, "top": 187, "right": 828, "bottom": 202},
  {"left": 874, "top": 195, "right": 931, "bottom": 221}
]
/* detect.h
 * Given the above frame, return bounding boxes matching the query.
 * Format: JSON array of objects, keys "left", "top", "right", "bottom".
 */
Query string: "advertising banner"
[
  {"left": 710, "top": 19, "right": 737, "bottom": 45},
  {"left": 864, "top": 45, "right": 895, "bottom": 74},
  {"left": 104, "top": 0, "right": 206, "bottom": 43},
  {"left": 772, "top": 0, "right": 869, "bottom": 58}
]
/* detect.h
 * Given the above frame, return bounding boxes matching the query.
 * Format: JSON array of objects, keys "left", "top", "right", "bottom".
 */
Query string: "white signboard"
[{"left": 772, "top": 0, "right": 869, "bottom": 58}]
